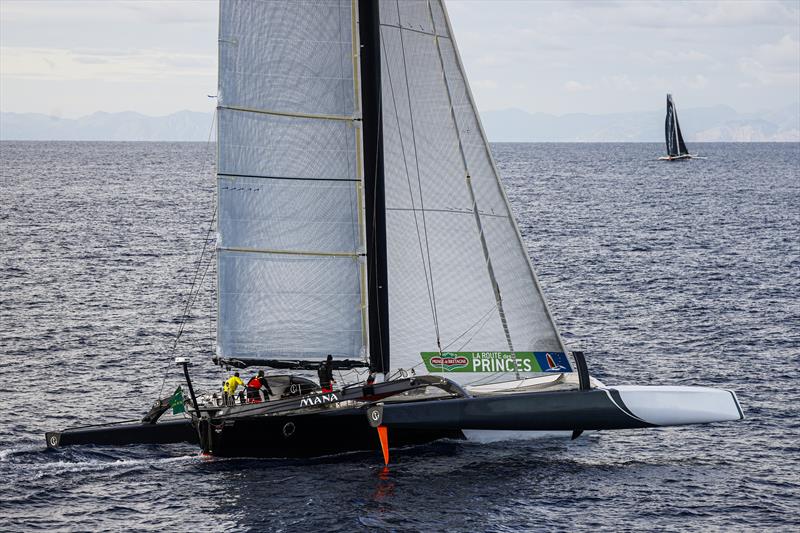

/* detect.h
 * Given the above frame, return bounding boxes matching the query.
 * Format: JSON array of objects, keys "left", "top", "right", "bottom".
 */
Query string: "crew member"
[
  {"left": 318, "top": 354, "right": 336, "bottom": 393},
  {"left": 223, "top": 372, "right": 244, "bottom": 405},
  {"left": 247, "top": 370, "right": 273, "bottom": 402}
]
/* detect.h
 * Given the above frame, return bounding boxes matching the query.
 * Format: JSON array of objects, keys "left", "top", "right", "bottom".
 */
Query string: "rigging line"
[
  {"left": 440, "top": 302, "right": 498, "bottom": 351},
  {"left": 396, "top": 0, "right": 443, "bottom": 353},
  {"left": 155, "top": 110, "right": 218, "bottom": 400},
  {"left": 454, "top": 306, "right": 496, "bottom": 353},
  {"left": 379, "top": 24, "right": 440, "bottom": 350},
  {"left": 158, "top": 208, "right": 218, "bottom": 400}
]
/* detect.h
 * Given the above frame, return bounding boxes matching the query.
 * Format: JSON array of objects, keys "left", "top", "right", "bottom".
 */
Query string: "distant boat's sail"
[
  {"left": 665, "top": 94, "right": 689, "bottom": 157},
  {"left": 378, "top": 0, "right": 568, "bottom": 383},
  {"left": 216, "top": 0, "right": 368, "bottom": 361}
]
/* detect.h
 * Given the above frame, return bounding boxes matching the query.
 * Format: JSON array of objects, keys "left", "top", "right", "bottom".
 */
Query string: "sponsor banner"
[{"left": 420, "top": 351, "right": 572, "bottom": 373}]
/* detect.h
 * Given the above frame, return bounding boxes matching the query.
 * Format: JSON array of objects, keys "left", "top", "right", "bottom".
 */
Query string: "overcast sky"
[{"left": 1, "top": 0, "right": 798, "bottom": 119}]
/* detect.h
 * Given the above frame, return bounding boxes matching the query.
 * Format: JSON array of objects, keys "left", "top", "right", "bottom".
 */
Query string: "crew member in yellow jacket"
[{"left": 223, "top": 372, "right": 244, "bottom": 405}]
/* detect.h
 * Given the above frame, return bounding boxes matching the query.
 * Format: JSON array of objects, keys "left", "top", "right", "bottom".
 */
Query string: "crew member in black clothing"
[{"left": 318, "top": 354, "right": 336, "bottom": 393}]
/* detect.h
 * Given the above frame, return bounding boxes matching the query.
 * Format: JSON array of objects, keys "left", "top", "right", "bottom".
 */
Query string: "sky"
[{"left": 1, "top": 0, "right": 798, "bottom": 119}]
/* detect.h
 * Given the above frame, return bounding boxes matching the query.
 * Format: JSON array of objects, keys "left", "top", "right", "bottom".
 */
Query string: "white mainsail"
[
  {"left": 216, "top": 0, "right": 368, "bottom": 360},
  {"left": 378, "top": 0, "right": 568, "bottom": 383}
]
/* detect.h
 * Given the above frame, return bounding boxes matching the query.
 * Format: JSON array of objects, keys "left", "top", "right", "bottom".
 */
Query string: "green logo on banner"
[{"left": 420, "top": 351, "right": 545, "bottom": 373}]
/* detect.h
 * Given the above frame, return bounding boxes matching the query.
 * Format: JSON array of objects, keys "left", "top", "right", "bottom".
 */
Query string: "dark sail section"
[
  {"left": 360, "top": 0, "right": 390, "bottom": 374},
  {"left": 675, "top": 115, "right": 689, "bottom": 156},
  {"left": 665, "top": 94, "right": 689, "bottom": 157},
  {"left": 665, "top": 94, "right": 678, "bottom": 156}
]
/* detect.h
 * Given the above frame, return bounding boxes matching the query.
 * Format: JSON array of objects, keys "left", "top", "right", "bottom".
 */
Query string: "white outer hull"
[{"left": 611, "top": 385, "right": 743, "bottom": 426}]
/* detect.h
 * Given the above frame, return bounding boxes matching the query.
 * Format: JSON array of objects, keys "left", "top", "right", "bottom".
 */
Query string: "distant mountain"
[
  {"left": 481, "top": 103, "right": 799, "bottom": 142},
  {"left": 1, "top": 104, "right": 798, "bottom": 142},
  {"left": 0, "top": 110, "right": 214, "bottom": 141}
]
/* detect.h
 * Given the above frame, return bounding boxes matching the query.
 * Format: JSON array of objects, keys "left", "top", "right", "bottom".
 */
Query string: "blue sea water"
[{"left": 1, "top": 141, "right": 798, "bottom": 532}]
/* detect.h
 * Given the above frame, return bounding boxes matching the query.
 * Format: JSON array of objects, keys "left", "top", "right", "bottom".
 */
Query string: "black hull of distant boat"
[{"left": 46, "top": 389, "right": 653, "bottom": 456}]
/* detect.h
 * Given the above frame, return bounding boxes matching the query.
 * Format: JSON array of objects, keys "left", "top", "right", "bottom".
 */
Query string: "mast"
[{"left": 359, "top": 0, "right": 390, "bottom": 375}]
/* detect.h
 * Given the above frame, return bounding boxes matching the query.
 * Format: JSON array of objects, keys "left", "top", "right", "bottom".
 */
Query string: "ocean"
[{"left": 1, "top": 141, "right": 798, "bottom": 532}]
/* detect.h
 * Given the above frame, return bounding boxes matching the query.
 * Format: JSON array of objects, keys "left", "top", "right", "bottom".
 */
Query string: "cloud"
[
  {"left": 474, "top": 79, "right": 499, "bottom": 89},
  {"left": 602, "top": 75, "right": 639, "bottom": 92},
  {"left": 684, "top": 74, "right": 709, "bottom": 89},
  {"left": 564, "top": 80, "right": 591, "bottom": 92},
  {"left": 0, "top": 46, "right": 215, "bottom": 82},
  {"left": 753, "top": 35, "right": 800, "bottom": 70},
  {"left": 739, "top": 35, "right": 800, "bottom": 86},
  {"left": 606, "top": 0, "right": 799, "bottom": 28},
  {"left": 651, "top": 50, "right": 712, "bottom": 64},
  {"left": 0, "top": 0, "right": 216, "bottom": 25}
]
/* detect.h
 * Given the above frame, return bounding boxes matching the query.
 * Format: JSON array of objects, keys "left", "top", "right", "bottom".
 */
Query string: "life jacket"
[{"left": 247, "top": 376, "right": 261, "bottom": 389}]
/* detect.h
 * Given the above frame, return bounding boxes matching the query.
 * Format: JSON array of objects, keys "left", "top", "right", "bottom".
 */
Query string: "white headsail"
[{"left": 378, "top": 0, "right": 568, "bottom": 383}]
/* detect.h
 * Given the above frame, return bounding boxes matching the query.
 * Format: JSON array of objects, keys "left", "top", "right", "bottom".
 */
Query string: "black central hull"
[{"left": 198, "top": 408, "right": 463, "bottom": 458}]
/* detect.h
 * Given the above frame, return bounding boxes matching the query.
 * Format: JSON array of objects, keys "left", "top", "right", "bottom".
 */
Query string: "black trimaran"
[
  {"left": 47, "top": 0, "right": 741, "bottom": 462},
  {"left": 659, "top": 93, "right": 696, "bottom": 160}
]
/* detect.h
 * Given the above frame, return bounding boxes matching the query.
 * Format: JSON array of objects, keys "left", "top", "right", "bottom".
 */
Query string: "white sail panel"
[
  {"left": 217, "top": 0, "right": 366, "bottom": 360},
  {"left": 218, "top": 252, "right": 364, "bottom": 358},
  {"left": 218, "top": 176, "right": 360, "bottom": 253},
  {"left": 379, "top": 0, "right": 566, "bottom": 382},
  {"left": 385, "top": 210, "right": 509, "bottom": 353},
  {"left": 219, "top": 0, "right": 355, "bottom": 116},
  {"left": 218, "top": 110, "right": 357, "bottom": 182},
  {"left": 380, "top": 26, "right": 469, "bottom": 212}
]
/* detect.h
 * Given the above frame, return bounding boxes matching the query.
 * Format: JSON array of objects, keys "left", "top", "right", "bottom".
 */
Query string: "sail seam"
[
  {"left": 379, "top": 22, "right": 451, "bottom": 39},
  {"left": 219, "top": 246, "right": 361, "bottom": 258},
  {"left": 386, "top": 207, "right": 508, "bottom": 218},
  {"left": 218, "top": 104, "right": 358, "bottom": 122},
  {"left": 218, "top": 172, "right": 359, "bottom": 182}
]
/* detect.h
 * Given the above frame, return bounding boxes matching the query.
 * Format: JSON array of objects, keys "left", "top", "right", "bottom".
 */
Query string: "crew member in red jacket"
[{"left": 246, "top": 370, "right": 273, "bottom": 402}]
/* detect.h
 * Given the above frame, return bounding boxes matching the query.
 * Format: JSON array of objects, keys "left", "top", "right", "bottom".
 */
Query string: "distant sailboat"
[{"left": 659, "top": 94, "right": 695, "bottom": 160}]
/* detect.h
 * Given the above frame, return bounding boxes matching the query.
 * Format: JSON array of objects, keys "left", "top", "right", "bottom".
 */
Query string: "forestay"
[
  {"left": 378, "top": 0, "right": 570, "bottom": 384},
  {"left": 216, "top": 0, "right": 368, "bottom": 360}
]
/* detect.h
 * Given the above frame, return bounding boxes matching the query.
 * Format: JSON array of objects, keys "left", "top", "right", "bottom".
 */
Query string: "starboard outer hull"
[{"left": 382, "top": 386, "right": 742, "bottom": 431}]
